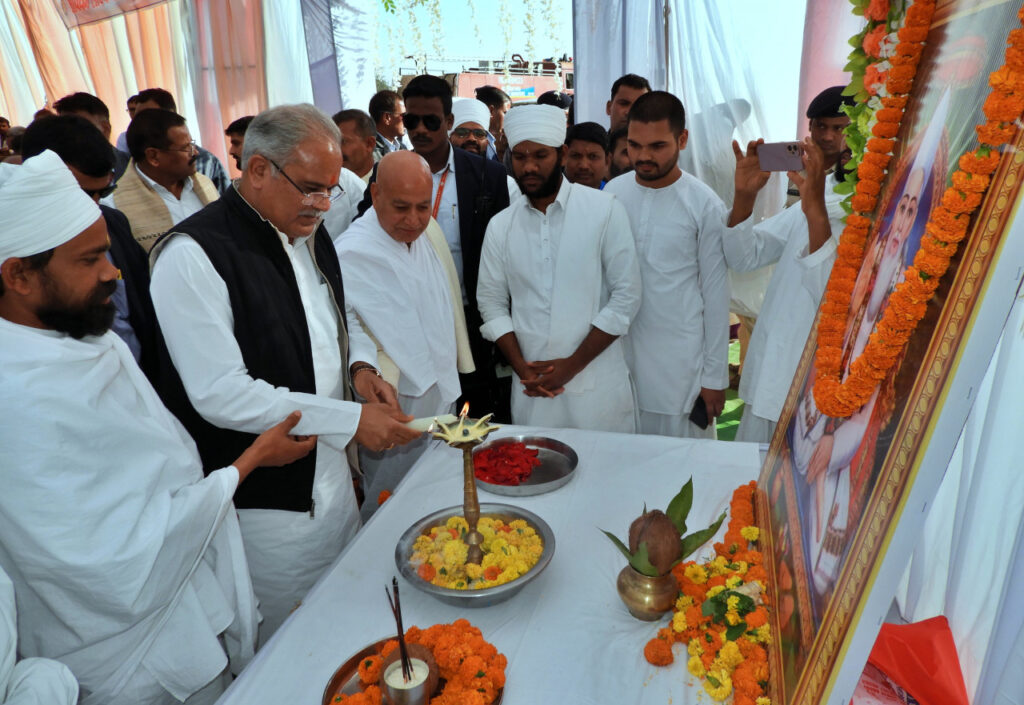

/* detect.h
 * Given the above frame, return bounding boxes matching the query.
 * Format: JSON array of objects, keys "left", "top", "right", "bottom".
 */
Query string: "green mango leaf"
[
  {"left": 726, "top": 623, "right": 747, "bottom": 641},
  {"left": 840, "top": 199, "right": 854, "bottom": 215},
  {"left": 600, "top": 530, "right": 660, "bottom": 576},
  {"left": 680, "top": 510, "right": 727, "bottom": 560},
  {"left": 665, "top": 478, "right": 693, "bottom": 535},
  {"left": 833, "top": 180, "right": 855, "bottom": 195},
  {"left": 729, "top": 591, "right": 756, "bottom": 614}
]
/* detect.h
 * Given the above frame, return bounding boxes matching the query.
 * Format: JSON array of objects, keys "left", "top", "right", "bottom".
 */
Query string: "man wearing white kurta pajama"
[
  {"left": 337, "top": 151, "right": 474, "bottom": 516},
  {"left": 604, "top": 91, "right": 730, "bottom": 439},
  {"left": 150, "top": 106, "right": 420, "bottom": 646},
  {"left": 0, "top": 151, "right": 314, "bottom": 705},
  {"left": 477, "top": 104, "right": 642, "bottom": 432}
]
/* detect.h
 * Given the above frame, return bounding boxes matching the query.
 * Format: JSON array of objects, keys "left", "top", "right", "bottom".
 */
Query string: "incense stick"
[{"left": 385, "top": 577, "right": 412, "bottom": 682}]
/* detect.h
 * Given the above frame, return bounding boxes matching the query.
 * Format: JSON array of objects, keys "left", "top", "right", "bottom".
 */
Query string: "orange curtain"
[
  {"left": 123, "top": 4, "right": 177, "bottom": 95},
  {"left": 76, "top": 18, "right": 132, "bottom": 138},
  {"left": 16, "top": 0, "right": 90, "bottom": 104}
]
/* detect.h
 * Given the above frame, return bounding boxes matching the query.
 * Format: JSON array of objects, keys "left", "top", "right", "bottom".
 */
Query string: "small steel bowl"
[{"left": 395, "top": 503, "right": 556, "bottom": 608}]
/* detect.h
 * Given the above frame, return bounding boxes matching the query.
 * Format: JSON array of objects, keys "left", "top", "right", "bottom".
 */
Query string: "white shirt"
[
  {"left": 0, "top": 320, "right": 256, "bottom": 704},
  {"left": 335, "top": 207, "right": 460, "bottom": 405},
  {"left": 604, "top": 170, "right": 731, "bottom": 416},
  {"left": 722, "top": 172, "right": 845, "bottom": 422},
  {"left": 136, "top": 167, "right": 205, "bottom": 225},
  {"left": 431, "top": 146, "right": 462, "bottom": 295},
  {"left": 323, "top": 166, "right": 369, "bottom": 243},
  {"left": 478, "top": 178, "right": 641, "bottom": 391}
]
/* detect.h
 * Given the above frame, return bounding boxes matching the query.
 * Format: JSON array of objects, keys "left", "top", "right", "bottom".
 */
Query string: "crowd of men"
[{"left": 0, "top": 74, "right": 851, "bottom": 704}]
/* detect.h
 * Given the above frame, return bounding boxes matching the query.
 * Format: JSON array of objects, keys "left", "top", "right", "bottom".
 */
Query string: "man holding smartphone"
[{"left": 722, "top": 86, "right": 852, "bottom": 443}]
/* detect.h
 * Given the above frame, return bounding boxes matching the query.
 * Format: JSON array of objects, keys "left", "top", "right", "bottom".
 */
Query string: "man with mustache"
[
  {"left": 0, "top": 150, "right": 316, "bottom": 705},
  {"left": 112, "top": 108, "right": 219, "bottom": 252},
  {"left": 564, "top": 121, "right": 611, "bottom": 190},
  {"left": 604, "top": 91, "right": 730, "bottom": 439},
  {"left": 477, "top": 104, "right": 641, "bottom": 431},
  {"left": 150, "top": 104, "right": 420, "bottom": 646}
]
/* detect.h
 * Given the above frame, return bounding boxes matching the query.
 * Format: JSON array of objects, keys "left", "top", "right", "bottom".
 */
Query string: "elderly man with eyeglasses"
[
  {"left": 111, "top": 108, "right": 219, "bottom": 252},
  {"left": 150, "top": 104, "right": 421, "bottom": 646}
]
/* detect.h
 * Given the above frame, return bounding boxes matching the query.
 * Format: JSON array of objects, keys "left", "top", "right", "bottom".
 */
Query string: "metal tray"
[
  {"left": 472, "top": 436, "right": 578, "bottom": 497},
  {"left": 322, "top": 637, "right": 504, "bottom": 704},
  {"left": 395, "top": 503, "right": 555, "bottom": 608}
]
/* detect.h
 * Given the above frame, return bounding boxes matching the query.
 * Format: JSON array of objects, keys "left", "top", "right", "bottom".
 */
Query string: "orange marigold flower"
[
  {"left": 959, "top": 150, "right": 1001, "bottom": 175},
  {"left": 931, "top": 206, "right": 971, "bottom": 232},
  {"left": 746, "top": 606, "right": 769, "bottom": 628},
  {"left": 815, "top": 349, "right": 842, "bottom": 373},
  {"left": 856, "top": 178, "right": 882, "bottom": 196},
  {"left": 862, "top": 153, "right": 892, "bottom": 172},
  {"left": 845, "top": 213, "right": 873, "bottom": 229},
  {"left": 864, "top": 0, "right": 889, "bottom": 21},
  {"left": 926, "top": 221, "right": 969, "bottom": 245},
  {"left": 1006, "top": 46, "right": 1024, "bottom": 72},
  {"left": 920, "top": 236, "right": 953, "bottom": 258},
  {"left": 867, "top": 137, "right": 896, "bottom": 154},
  {"left": 377, "top": 489, "right": 392, "bottom": 505},
  {"left": 915, "top": 251, "right": 953, "bottom": 278},
  {"left": 1009, "top": 28, "right": 1024, "bottom": 48},
  {"left": 904, "top": 2, "right": 935, "bottom": 26},
  {"left": 888, "top": 77, "right": 914, "bottom": 94},
  {"left": 890, "top": 53, "right": 920, "bottom": 68},
  {"left": 983, "top": 92, "right": 1024, "bottom": 123},
  {"left": 941, "top": 189, "right": 983, "bottom": 214},
  {"left": 875, "top": 107, "right": 904, "bottom": 124},
  {"left": 864, "top": 64, "right": 887, "bottom": 96},
  {"left": 950, "top": 170, "right": 991, "bottom": 193},
  {"left": 881, "top": 95, "right": 909, "bottom": 110},
  {"left": 857, "top": 161, "right": 885, "bottom": 182},
  {"left": 977, "top": 121, "right": 1017, "bottom": 147},
  {"left": 897, "top": 26, "right": 929, "bottom": 43},
  {"left": 358, "top": 654, "right": 384, "bottom": 685},
  {"left": 644, "top": 638, "right": 674, "bottom": 666},
  {"left": 852, "top": 194, "right": 878, "bottom": 212},
  {"left": 862, "top": 24, "right": 888, "bottom": 58},
  {"left": 989, "top": 66, "right": 1024, "bottom": 93},
  {"left": 837, "top": 242, "right": 866, "bottom": 260},
  {"left": 889, "top": 64, "right": 916, "bottom": 81},
  {"left": 895, "top": 42, "right": 924, "bottom": 60}
]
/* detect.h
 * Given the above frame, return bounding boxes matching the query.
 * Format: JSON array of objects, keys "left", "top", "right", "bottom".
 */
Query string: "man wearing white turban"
[
  {"left": 0, "top": 150, "right": 316, "bottom": 705},
  {"left": 449, "top": 99, "right": 493, "bottom": 157},
  {"left": 477, "top": 104, "right": 642, "bottom": 431}
]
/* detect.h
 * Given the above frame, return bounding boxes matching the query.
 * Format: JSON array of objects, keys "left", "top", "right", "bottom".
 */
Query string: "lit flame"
[{"left": 459, "top": 402, "right": 470, "bottom": 419}]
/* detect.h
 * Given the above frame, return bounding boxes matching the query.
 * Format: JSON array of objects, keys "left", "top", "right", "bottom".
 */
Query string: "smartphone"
[{"left": 758, "top": 141, "right": 804, "bottom": 172}]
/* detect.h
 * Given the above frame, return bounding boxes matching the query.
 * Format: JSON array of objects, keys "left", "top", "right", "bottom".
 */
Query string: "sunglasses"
[
  {"left": 452, "top": 127, "right": 488, "bottom": 139},
  {"left": 83, "top": 172, "right": 117, "bottom": 199},
  {"left": 402, "top": 113, "right": 443, "bottom": 131}
]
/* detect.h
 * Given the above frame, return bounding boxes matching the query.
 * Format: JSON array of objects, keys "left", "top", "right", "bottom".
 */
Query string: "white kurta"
[
  {"left": 151, "top": 219, "right": 376, "bottom": 646},
  {"left": 603, "top": 171, "right": 730, "bottom": 438},
  {"left": 1, "top": 566, "right": 78, "bottom": 705},
  {"left": 336, "top": 207, "right": 461, "bottom": 515},
  {"left": 323, "top": 166, "right": 370, "bottom": 243},
  {"left": 0, "top": 320, "right": 257, "bottom": 705},
  {"left": 477, "top": 178, "right": 642, "bottom": 432},
  {"left": 724, "top": 173, "right": 845, "bottom": 439}
]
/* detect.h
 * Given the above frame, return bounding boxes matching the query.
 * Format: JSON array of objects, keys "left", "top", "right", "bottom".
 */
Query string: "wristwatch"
[{"left": 350, "top": 362, "right": 382, "bottom": 379}]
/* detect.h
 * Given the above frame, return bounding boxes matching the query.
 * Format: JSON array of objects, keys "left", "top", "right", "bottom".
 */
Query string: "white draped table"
[{"left": 216, "top": 427, "right": 762, "bottom": 705}]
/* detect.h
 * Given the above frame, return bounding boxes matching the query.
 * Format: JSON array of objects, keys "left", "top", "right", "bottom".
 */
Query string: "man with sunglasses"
[
  {"left": 448, "top": 99, "right": 492, "bottom": 157},
  {"left": 21, "top": 114, "right": 160, "bottom": 384},
  {"left": 360, "top": 74, "right": 512, "bottom": 420},
  {"left": 113, "top": 109, "right": 219, "bottom": 252},
  {"left": 150, "top": 104, "right": 420, "bottom": 646}
]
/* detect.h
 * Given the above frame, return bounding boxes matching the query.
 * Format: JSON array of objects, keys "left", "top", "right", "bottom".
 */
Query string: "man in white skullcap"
[
  {"left": 0, "top": 150, "right": 317, "bottom": 704},
  {"left": 477, "top": 104, "right": 642, "bottom": 432},
  {"left": 337, "top": 151, "right": 475, "bottom": 517},
  {"left": 604, "top": 91, "right": 730, "bottom": 439}
]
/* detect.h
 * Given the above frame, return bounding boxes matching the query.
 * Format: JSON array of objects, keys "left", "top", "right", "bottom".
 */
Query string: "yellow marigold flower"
[
  {"left": 726, "top": 595, "right": 740, "bottom": 611},
  {"left": 687, "top": 640, "right": 704, "bottom": 657},
  {"left": 687, "top": 655, "right": 706, "bottom": 679},
  {"left": 684, "top": 563, "right": 708, "bottom": 584},
  {"left": 509, "top": 519, "right": 527, "bottom": 529},
  {"left": 704, "top": 669, "right": 733, "bottom": 701},
  {"left": 752, "top": 624, "right": 772, "bottom": 644},
  {"left": 710, "top": 556, "right": 730, "bottom": 575},
  {"left": 756, "top": 698, "right": 772, "bottom": 705},
  {"left": 725, "top": 575, "right": 742, "bottom": 589},
  {"left": 672, "top": 611, "right": 688, "bottom": 633},
  {"left": 733, "top": 561, "right": 749, "bottom": 575},
  {"left": 717, "top": 641, "right": 743, "bottom": 669},
  {"left": 446, "top": 516, "right": 468, "bottom": 531},
  {"left": 706, "top": 585, "right": 726, "bottom": 598},
  {"left": 675, "top": 595, "right": 694, "bottom": 610},
  {"left": 725, "top": 611, "right": 742, "bottom": 626},
  {"left": 740, "top": 526, "right": 760, "bottom": 542},
  {"left": 442, "top": 540, "right": 468, "bottom": 565},
  {"left": 465, "top": 563, "right": 483, "bottom": 580}
]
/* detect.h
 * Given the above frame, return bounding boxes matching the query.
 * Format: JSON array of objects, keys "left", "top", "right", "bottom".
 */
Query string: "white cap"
[
  {"left": 503, "top": 104, "right": 566, "bottom": 149},
  {"left": 450, "top": 99, "right": 492, "bottom": 134},
  {"left": 0, "top": 150, "right": 102, "bottom": 263}
]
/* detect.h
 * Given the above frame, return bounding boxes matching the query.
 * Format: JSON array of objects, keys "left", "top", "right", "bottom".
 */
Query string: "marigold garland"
[
  {"left": 643, "top": 482, "right": 771, "bottom": 704},
  {"left": 813, "top": 0, "right": 1024, "bottom": 417}
]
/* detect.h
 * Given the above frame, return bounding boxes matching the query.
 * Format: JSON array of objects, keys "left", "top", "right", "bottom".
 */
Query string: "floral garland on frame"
[
  {"left": 643, "top": 482, "right": 772, "bottom": 705},
  {"left": 813, "top": 0, "right": 1024, "bottom": 417}
]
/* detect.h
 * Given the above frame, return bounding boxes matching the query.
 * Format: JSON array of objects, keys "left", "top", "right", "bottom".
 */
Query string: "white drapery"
[
  {"left": 263, "top": 0, "right": 316, "bottom": 107},
  {"left": 895, "top": 286, "right": 1024, "bottom": 704},
  {"left": 0, "top": 0, "right": 47, "bottom": 123},
  {"left": 331, "top": 0, "right": 378, "bottom": 112}
]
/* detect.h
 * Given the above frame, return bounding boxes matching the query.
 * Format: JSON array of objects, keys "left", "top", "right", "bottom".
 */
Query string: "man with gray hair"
[{"left": 150, "top": 103, "right": 421, "bottom": 645}]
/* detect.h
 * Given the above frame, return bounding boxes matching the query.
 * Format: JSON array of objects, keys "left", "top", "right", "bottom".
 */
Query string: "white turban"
[
  {"left": 0, "top": 150, "right": 101, "bottom": 262},
  {"left": 450, "top": 99, "right": 492, "bottom": 134},
  {"left": 503, "top": 104, "right": 566, "bottom": 149}
]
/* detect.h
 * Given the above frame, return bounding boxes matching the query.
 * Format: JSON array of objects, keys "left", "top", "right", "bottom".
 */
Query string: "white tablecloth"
[{"left": 216, "top": 427, "right": 762, "bottom": 705}]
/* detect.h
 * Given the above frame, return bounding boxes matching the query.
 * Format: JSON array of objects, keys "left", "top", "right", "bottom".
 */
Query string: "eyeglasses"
[
  {"left": 266, "top": 157, "right": 344, "bottom": 205},
  {"left": 83, "top": 171, "right": 117, "bottom": 199},
  {"left": 452, "top": 127, "right": 488, "bottom": 139},
  {"left": 402, "top": 113, "right": 443, "bottom": 131},
  {"left": 161, "top": 140, "right": 198, "bottom": 154}
]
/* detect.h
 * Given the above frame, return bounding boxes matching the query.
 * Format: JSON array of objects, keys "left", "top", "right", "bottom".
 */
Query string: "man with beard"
[
  {"left": 604, "top": 91, "right": 729, "bottom": 438},
  {"left": 448, "top": 99, "right": 492, "bottom": 157},
  {"left": 606, "top": 73, "right": 651, "bottom": 132},
  {"left": 151, "top": 104, "right": 420, "bottom": 645},
  {"left": 564, "top": 121, "right": 611, "bottom": 190},
  {"left": 0, "top": 150, "right": 317, "bottom": 705},
  {"left": 477, "top": 105, "right": 641, "bottom": 432},
  {"left": 112, "top": 109, "right": 219, "bottom": 252},
  {"left": 358, "top": 75, "right": 512, "bottom": 420}
]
